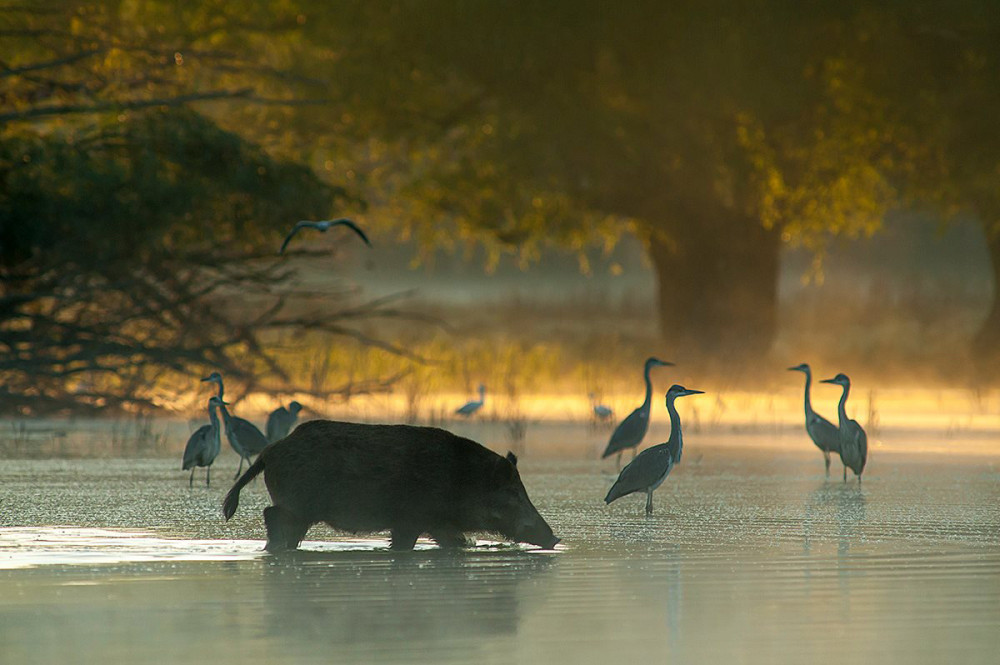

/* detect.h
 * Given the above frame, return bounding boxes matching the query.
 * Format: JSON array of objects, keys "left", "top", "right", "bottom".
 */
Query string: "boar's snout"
[
  {"left": 492, "top": 459, "right": 559, "bottom": 549},
  {"left": 523, "top": 525, "right": 559, "bottom": 550},
  {"left": 495, "top": 497, "right": 559, "bottom": 549},
  {"left": 516, "top": 511, "right": 559, "bottom": 550}
]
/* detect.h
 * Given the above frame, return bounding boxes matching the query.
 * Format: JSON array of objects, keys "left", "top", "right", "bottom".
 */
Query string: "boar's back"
[{"left": 260, "top": 420, "right": 509, "bottom": 533}]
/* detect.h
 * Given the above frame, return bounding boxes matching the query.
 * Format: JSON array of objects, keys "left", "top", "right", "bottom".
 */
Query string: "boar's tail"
[{"left": 222, "top": 456, "right": 266, "bottom": 521}]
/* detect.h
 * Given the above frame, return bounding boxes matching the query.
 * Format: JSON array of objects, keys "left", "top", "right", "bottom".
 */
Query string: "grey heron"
[
  {"left": 605, "top": 384, "right": 703, "bottom": 515},
  {"left": 278, "top": 218, "right": 371, "bottom": 254},
  {"left": 201, "top": 372, "right": 225, "bottom": 401},
  {"left": 788, "top": 363, "right": 841, "bottom": 475},
  {"left": 202, "top": 372, "right": 270, "bottom": 477},
  {"left": 215, "top": 399, "right": 270, "bottom": 479},
  {"left": 820, "top": 373, "right": 868, "bottom": 483},
  {"left": 601, "top": 357, "right": 674, "bottom": 468},
  {"left": 589, "top": 393, "right": 613, "bottom": 421},
  {"left": 266, "top": 400, "right": 302, "bottom": 442},
  {"left": 181, "top": 396, "right": 225, "bottom": 487},
  {"left": 455, "top": 384, "right": 486, "bottom": 417}
]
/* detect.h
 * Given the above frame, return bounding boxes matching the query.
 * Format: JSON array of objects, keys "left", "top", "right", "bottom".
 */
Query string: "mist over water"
[{"left": 2, "top": 429, "right": 998, "bottom": 664}]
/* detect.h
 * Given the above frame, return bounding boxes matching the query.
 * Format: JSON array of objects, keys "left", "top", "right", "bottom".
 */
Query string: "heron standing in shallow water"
[
  {"left": 201, "top": 372, "right": 269, "bottom": 477},
  {"left": 455, "top": 384, "right": 486, "bottom": 417},
  {"left": 820, "top": 373, "right": 868, "bottom": 483},
  {"left": 279, "top": 218, "right": 371, "bottom": 254},
  {"left": 605, "top": 384, "right": 703, "bottom": 515},
  {"left": 589, "top": 393, "right": 613, "bottom": 422},
  {"left": 601, "top": 357, "right": 674, "bottom": 469},
  {"left": 215, "top": 399, "right": 269, "bottom": 479},
  {"left": 788, "top": 363, "right": 841, "bottom": 475},
  {"left": 266, "top": 401, "right": 303, "bottom": 442},
  {"left": 181, "top": 396, "right": 225, "bottom": 487}
]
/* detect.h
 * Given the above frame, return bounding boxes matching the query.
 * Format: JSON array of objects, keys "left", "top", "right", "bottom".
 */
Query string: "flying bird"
[
  {"left": 605, "top": 384, "right": 703, "bottom": 515},
  {"left": 601, "top": 357, "right": 674, "bottom": 468},
  {"left": 820, "top": 373, "right": 869, "bottom": 483},
  {"left": 279, "top": 218, "right": 371, "bottom": 254},
  {"left": 788, "top": 363, "right": 841, "bottom": 475}
]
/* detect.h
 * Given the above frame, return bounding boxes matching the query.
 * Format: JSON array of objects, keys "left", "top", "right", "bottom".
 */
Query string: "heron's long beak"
[
  {"left": 683, "top": 389, "right": 705, "bottom": 396},
  {"left": 787, "top": 365, "right": 802, "bottom": 372},
  {"left": 819, "top": 378, "right": 836, "bottom": 384}
]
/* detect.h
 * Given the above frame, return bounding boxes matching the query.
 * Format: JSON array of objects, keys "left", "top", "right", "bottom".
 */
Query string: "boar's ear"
[
  {"left": 506, "top": 451, "right": 518, "bottom": 467},
  {"left": 494, "top": 455, "right": 516, "bottom": 483}
]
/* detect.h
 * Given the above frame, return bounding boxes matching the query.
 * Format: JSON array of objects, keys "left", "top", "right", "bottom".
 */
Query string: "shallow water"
[{"left": 1, "top": 445, "right": 998, "bottom": 664}]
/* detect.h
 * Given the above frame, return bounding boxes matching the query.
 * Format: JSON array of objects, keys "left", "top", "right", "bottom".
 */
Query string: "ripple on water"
[{"left": 0, "top": 451, "right": 998, "bottom": 664}]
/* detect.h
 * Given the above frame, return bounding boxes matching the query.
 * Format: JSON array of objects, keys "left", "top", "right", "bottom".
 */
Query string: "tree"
[
  {"left": 0, "top": 3, "right": 412, "bottom": 414},
  {"left": 809, "top": 1, "right": 1000, "bottom": 360},
  {"left": 285, "top": 1, "right": 914, "bottom": 359},
  {"left": 894, "top": 5, "right": 1000, "bottom": 357}
]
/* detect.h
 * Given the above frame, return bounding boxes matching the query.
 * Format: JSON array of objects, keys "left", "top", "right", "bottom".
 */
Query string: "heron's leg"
[
  {"left": 188, "top": 468, "right": 195, "bottom": 488},
  {"left": 233, "top": 455, "right": 246, "bottom": 480},
  {"left": 390, "top": 528, "right": 420, "bottom": 551},
  {"left": 823, "top": 451, "right": 831, "bottom": 475},
  {"left": 205, "top": 466, "right": 211, "bottom": 487},
  {"left": 645, "top": 490, "right": 654, "bottom": 515},
  {"left": 843, "top": 466, "right": 847, "bottom": 483},
  {"left": 616, "top": 451, "right": 622, "bottom": 471}
]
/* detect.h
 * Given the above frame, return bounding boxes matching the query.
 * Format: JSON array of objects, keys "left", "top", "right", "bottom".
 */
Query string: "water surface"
[{"left": 1, "top": 445, "right": 998, "bottom": 664}]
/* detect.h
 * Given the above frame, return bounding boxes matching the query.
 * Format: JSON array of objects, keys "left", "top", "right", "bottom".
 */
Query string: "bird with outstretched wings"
[{"left": 279, "top": 218, "right": 371, "bottom": 254}]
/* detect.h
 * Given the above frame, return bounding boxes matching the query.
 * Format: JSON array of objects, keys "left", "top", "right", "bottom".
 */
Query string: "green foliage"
[
  {"left": 0, "top": 4, "right": 376, "bottom": 413},
  {"left": 288, "top": 2, "right": 999, "bottom": 262},
  {"left": 0, "top": 108, "right": 337, "bottom": 270}
]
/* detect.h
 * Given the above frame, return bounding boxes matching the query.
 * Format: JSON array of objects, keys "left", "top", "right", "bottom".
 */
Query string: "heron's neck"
[
  {"left": 836, "top": 384, "right": 850, "bottom": 425},
  {"left": 666, "top": 396, "right": 683, "bottom": 456},
  {"left": 209, "top": 407, "right": 223, "bottom": 447},
  {"left": 218, "top": 404, "right": 232, "bottom": 427},
  {"left": 641, "top": 365, "right": 654, "bottom": 409},
  {"left": 801, "top": 371, "right": 815, "bottom": 417}
]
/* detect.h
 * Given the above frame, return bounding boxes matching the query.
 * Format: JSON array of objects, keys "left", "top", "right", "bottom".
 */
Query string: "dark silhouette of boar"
[{"left": 222, "top": 420, "right": 559, "bottom": 551}]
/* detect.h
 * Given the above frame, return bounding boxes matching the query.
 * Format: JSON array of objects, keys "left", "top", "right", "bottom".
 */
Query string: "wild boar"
[{"left": 222, "top": 420, "right": 559, "bottom": 551}]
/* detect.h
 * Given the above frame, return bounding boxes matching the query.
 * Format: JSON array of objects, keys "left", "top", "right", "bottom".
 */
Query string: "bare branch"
[
  {"left": 0, "top": 48, "right": 106, "bottom": 78},
  {"left": 0, "top": 88, "right": 255, "bottom": 124}
]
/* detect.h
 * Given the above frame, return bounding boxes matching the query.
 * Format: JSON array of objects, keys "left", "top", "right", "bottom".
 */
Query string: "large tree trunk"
[
  {"left": 647, "top": 209, "right": 781, "bottom": 362},
  {"left": 972, "top": 225, "right": 1000, "bottom": 357}
]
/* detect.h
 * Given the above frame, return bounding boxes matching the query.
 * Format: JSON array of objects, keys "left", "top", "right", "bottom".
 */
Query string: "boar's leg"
[
  {"left": 430, "top": 530, "right": 471, "bottom": 548},
  {"left": 263, "top": 505, "right": 310, "bottom": 552},
  {"left": 389, "top": 527, "right": 421, "bottom": 551}
]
